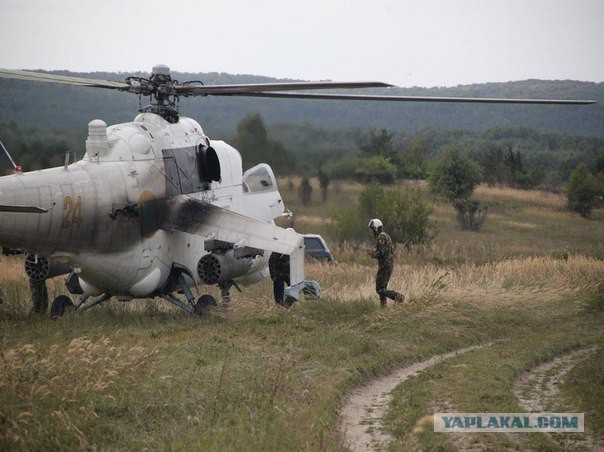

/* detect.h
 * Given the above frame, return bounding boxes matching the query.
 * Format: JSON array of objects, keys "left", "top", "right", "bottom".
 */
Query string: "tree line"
[
  {"left": 2, "top": 115, "right": 603, "bottom": 189},
  {"left": 1, "top": 113, "right": 602, "bottom": 219}
]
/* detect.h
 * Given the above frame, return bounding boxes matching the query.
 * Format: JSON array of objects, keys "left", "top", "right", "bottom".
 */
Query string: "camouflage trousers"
[
  {"left": 29, "top": 279, "right": 48, "bottom": 314},
  {"left": 375, "top": 264, "right": 403, "bottom": 306},
  {"left": 273, "top": 276, "right": 291, "bottom": 307}
]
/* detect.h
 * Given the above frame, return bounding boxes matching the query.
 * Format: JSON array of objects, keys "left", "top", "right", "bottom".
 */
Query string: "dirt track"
[
  {"left": 513, "top": 347, "right": 601, "bottom": 451},
  {"left": 337, "top": 345, "right": 486, "bottom": 451}
]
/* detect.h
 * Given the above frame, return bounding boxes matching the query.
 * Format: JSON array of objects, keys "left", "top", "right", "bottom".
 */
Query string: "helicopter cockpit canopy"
[{"left": 243, "top": 164, "right": 278, "bottom": 193}]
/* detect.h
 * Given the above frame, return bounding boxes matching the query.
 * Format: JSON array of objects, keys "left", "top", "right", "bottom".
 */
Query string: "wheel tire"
[
  {"left": 194, "top": 294, "right": 217, "bottom": 316},
  {"left": 50, "top": 295, "right": 74, "bottom": 318}
]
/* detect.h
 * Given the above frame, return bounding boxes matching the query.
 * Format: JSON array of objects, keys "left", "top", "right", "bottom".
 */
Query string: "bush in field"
[
  {"left": 566, "top": 163, "right": 603, "bottom": 218},
  {"left": 318, "top": 168, "right": 330, "bottom": 202},
  {"left": 353, "top": 156, "right": 397, "bottom": 184},
  {"left": 429, "top": 147, "right": 488, "bottom": 230},
  {"left": 331, "top": 184, "right": 436, "bottom": 247},
  {"left": 453, "top": 199, "right": 488, "bottom": 231},
  {"left": 299, "top": 176, "right": 313, "bottom": 206},
  {"left": 429, "top": 147, "right": 482, "bottom": 202}
]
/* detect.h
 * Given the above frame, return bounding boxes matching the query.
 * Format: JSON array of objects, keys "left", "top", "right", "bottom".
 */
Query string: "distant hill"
[{"left": 0, "top": 70, "right": 602, "bottom": 136}]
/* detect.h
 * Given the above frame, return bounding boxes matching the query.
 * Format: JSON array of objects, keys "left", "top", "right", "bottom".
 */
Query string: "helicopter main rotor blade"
[
  {"left": 0, "top": 68, "right": 129, "bottom": 90},
  {"left": 0, "top": 67, "right": 596, "bottom": 105},
  {"left": 219, "top": 91, "right": 597, "bottom": 105},
  {"left": 175, "top": 81, "right": 393, "bottom": 96}
]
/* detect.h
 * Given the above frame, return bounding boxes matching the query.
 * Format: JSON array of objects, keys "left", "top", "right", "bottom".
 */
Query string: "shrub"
[
  {"left": 428, "top": 147, "right": 482, "bottom": 202},
  {"left": 299, "top": 177, "right": 312, "bottom": 206},
  {"left": 429, "top": 147, "right": 487, "bottom": 231},
  {"left": 566, "top": 164, "right": 603, "bottom": 218},
  {"left": 353, "top": 156, "right": 397, "bottom": 184},
  {"left": 331, "top": 184, "right": 436, "bottom": 246},
  {"left": 453, "top": 199, "right": 488, "bottom": 231}
]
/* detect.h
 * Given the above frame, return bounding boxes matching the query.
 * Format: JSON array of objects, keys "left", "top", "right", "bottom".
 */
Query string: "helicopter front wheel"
[
  {"left": 194, "top": 294, "right": 217, "bottom": 316},
  {"left": 50, "top": 295, "right": 74, "bottom": 318}
]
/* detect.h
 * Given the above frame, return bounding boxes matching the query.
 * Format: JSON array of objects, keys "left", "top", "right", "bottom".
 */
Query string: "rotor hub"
[
  {"left": 151, "top": 64, "right": 171, "bottom": 78},
  {"left": 128, "top": 65, "right": 180, "bottom": 123}
]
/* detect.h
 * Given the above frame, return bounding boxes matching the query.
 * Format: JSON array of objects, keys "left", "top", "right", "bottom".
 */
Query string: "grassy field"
[{"left": 1, "top": 182, "right": 603, "bottom": 451}]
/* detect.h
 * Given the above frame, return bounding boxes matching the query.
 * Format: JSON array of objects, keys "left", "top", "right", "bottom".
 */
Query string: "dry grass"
[
  {"left": 0, "top": 336, "right": 154, "bottom": 449},
  {"left": 0, "top": 253, "right": 602, "bottom": 450},
  {"left": 303, "top": 255, "right": 604, "bottom": 308},
  {"left": 474, "top": 184, "right": 567, "bottom": 209},
  {"left": 0, "top": 256, "right": 22, "bottom": 283}
]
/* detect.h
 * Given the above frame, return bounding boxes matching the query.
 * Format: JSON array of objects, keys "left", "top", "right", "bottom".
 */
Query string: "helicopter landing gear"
[
  {"left": 50, "top": 293, "right": 113, "bottom": 317},
  {"left": 73, "top": 293, "right": 112, "bottom": 312},
  {"left": 160, "top": 269, "right": 221, "bottom": 316},
  {"left": 194, "top": 294, "right": 218, "bottom": 315},
  {"left": 50, "top": 295, "right": 74, "bottom": 318}
]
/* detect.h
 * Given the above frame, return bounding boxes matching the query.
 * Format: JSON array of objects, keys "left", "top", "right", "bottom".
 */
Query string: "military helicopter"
[{"left": 0, "top": 65, "right": 596, "bottom": 317}]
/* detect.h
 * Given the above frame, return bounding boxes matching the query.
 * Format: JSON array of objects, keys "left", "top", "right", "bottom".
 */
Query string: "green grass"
[
  {"left": 1, "top": 181, "right": 603, "bottom": 451},
  {"left": 560, "top": 348, "right": 604, "bottom": 443},
  {"left": 384, "top": 297, "right": 600, "bottom": 451}
]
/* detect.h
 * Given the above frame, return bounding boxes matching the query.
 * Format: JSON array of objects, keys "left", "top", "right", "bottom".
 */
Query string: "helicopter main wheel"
[
  {"left": 50, "top": 295, "right": 74, "bottom": 318},
  {"left": 194, "top": 294, "right": 217, "bottom": 316}
]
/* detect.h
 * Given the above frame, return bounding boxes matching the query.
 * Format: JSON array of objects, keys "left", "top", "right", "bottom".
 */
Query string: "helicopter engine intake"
[{"left": 197, "top": 250, "right": 253, "bottom": 285}]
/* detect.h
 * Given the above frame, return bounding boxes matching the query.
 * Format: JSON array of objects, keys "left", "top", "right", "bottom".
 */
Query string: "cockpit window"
[{"left": 243, "top": 164, "right": 277, "bottom": 193}]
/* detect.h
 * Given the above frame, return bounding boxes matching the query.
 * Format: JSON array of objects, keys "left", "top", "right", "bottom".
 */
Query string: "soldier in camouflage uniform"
[
  {"left": 269, "top": 252, "right": 291, "bottom": 307},
  {"left": 367, "top": 218, "right": 405, "bottom": 307},
  {"left": 29, "top": 278, "right": 48, "bottom": 314}
]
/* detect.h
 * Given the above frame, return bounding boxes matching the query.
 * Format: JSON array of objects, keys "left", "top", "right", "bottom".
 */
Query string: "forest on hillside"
[{"left": 1, "top": 113, "right": 603, "bottom": 196}]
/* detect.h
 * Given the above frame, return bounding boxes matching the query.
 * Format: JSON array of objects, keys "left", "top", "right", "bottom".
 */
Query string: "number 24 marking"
[{"left": 62, "top": 196, "right": 83, "bottom": 228}]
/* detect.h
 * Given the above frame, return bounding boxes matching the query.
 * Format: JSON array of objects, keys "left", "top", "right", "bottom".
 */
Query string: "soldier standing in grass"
[
  {"left": 367, "top": 218, "right": 405, "bottom": 307},
  {"left": 269, "top": 251, "right": 291, "bottom": 307}
]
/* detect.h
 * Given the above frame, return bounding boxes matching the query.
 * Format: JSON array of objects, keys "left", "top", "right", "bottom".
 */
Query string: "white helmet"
[{"left": 368, "top": 218, "right": 383, "bottom": 231}]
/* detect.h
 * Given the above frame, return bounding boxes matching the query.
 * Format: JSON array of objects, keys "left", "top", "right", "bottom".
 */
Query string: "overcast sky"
[{"left": 0, "top": 0, "right": 602, "bottom": 88}]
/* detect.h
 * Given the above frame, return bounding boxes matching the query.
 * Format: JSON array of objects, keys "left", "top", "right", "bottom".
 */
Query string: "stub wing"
[{"left": 156, "top": 196, "right": 308, "bottom": 287}]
